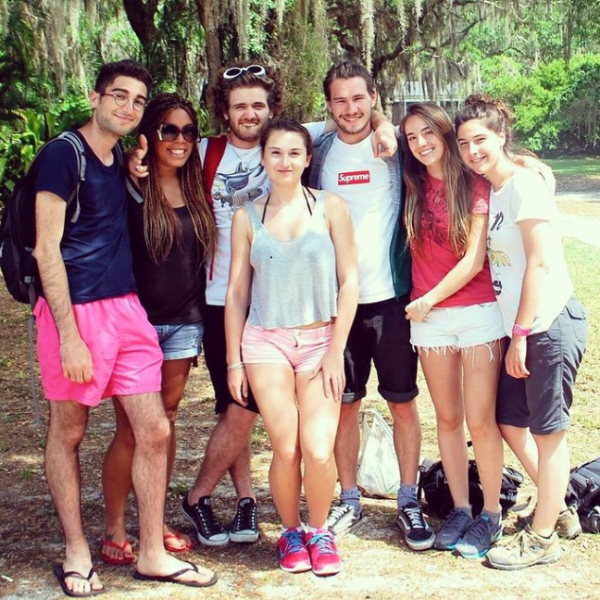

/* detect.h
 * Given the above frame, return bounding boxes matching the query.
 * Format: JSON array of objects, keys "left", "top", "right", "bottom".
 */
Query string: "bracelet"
[
  {"left": 512, "top": 323, "right": 532, "bottom": 337},
  {"left": 227, "top": 362, "right": 244, "bottom": 371},
  {"left": 416, "top": 299, "right": 430, "bottom": 316}
]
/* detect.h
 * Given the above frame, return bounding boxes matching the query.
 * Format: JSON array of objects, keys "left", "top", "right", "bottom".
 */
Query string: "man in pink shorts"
[{"left": 33, "top": 60, "right": 216, "bottom": 596}]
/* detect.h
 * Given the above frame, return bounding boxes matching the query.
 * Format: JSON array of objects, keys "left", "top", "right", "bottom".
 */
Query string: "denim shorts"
[
  {"left": 410, "top": 301, "right": 506, "bottom": 351},
  {"left": 496, "top": 298, "right": 587, "bottom": 435},
  {"left": 154, "top": 322, "right": 203, "bottom": 361}
]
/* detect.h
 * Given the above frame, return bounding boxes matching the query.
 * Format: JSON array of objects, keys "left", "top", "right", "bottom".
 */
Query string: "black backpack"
[
  {"left": 565, "top": 457, "right": 600, "bottom": 533},
  {"left": 418, "top": 457, "right": 524, "bottom": 518},
  {"left": 0, "top": 131, "right": 87, "bottom": 305}
]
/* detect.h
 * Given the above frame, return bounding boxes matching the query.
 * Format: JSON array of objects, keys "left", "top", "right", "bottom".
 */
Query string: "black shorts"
[
  {"left": 202, "top": 304, "right": 259, "bottom": 415},
  {"left": 343, "top": 295, "right": 419, "bottom": 404},
  {"left": 496, "top": 298, "right": 587, "bottom": 435}
]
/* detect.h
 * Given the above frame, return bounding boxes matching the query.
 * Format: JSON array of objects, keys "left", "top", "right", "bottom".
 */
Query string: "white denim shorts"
[{"left": 410, "top": 301, "right": 506, "bottom": 351}]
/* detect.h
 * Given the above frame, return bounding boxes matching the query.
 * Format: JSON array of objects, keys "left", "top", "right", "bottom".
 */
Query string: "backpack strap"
[
  {"left": 55, "top": 131, "right": 87, "bottom": 224},
  {"left": 202, "top": 136, "right": 227, "bottom": 206},
  {"left": 126, "top": 175, "right": 144, "bottom": 204}
]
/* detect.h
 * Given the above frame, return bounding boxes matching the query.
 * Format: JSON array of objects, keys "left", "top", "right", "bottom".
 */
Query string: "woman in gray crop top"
[{"left": 225, "top": 119, "right": 358, "bottom": 575}]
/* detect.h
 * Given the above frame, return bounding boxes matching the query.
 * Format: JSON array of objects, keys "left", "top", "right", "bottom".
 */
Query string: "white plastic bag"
[{"left": 356, "top": 408, "right": 400, "bottom": 499}]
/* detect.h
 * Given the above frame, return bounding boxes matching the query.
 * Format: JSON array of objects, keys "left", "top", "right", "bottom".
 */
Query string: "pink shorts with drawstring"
[
  {"left": 241, "top": 324, "right": 333, "bottom": 373},
  {"left": 34, "top": 293, "right": 163, "bottom": 406}
]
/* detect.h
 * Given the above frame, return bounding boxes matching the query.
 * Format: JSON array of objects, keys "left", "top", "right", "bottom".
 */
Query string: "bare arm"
[
  {"left": 406, "top": 214, "right": 488, "bottom": 321},
  {"left": 311, "top": 193, "right": 359, "bottom": 401},
  {"left": 33, "top": 192, "right": 93, "bottom": 383},
  {"left": 371, "top": 110, "right": 398, "bottom": 158},
  {"left": 225, "top": 207, "right": 254, "bottom": 404},
  {"left": 505, "top": 219, "right": 551, "bottom": 379},
  {"left": 512, "top": 155, "right": 556, "bottom": 196}
]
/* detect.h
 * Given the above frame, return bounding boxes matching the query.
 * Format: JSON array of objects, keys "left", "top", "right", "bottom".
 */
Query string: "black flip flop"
[
  {"left": 133, "top": 561, "right": 218, "bottom": 588},
  {"left": 53, "top": 564, "right": 105, "bottom": 598}
]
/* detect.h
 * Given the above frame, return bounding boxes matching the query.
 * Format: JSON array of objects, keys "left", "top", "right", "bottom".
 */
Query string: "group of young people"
[{"left": 30, "top": 56, "right": 587, "bottom": 597}]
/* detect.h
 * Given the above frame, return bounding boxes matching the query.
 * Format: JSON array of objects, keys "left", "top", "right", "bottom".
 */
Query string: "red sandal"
[
  {"left": 164, "top": 531, "right": 193, "bottom": 552},
  {"left": 100, "top": 538, "right": 135, "bottom": 566}
]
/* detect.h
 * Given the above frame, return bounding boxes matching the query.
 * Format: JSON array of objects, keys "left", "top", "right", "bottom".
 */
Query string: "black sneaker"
[
  {"left": 181, "top": 494, "right": 229, "bottom": 547},
  {"left": 396, "top": 502, "right": 435, "bottom": 551},
  {"left": 326, "top": 503, "right": 365, "bottom": 537},
  {"left": 229, "top": 497, "right": 259, "bottom": 543}
]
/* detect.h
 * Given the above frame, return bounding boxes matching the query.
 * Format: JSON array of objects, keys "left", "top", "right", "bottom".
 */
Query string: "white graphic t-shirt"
[
  {"left": 487, "top": 168, "right": 572, "bottom": 336},
  {"left": 317, "top": 131, "right": 397, "bottom": 304},
  {"left": 201, "top": 140, "right": 269, "bottom": 305}
]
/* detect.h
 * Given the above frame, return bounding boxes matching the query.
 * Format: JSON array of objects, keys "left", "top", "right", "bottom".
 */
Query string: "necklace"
[{"left": 228, "top": 142, "right": 261, "bottom": 172}]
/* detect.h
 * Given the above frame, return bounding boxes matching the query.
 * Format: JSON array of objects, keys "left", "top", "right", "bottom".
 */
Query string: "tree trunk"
[{"left": 195, "top": 0, "right": 221, "bottom": 85}]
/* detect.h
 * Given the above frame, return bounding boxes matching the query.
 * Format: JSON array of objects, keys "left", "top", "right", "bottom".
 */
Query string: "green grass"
[{"left": 545, "top": 156, "right": 600, "bottom": 176}]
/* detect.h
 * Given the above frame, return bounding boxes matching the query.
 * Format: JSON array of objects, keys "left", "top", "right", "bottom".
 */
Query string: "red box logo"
[{"left": 338, "top": 170, "right": 371, "bottom": 185}]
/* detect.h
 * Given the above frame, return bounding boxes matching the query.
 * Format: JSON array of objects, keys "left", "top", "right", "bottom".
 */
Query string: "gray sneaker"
[
  {"left": 326, "top": 503, "right": 364, "bottom": 537},
  {"left": 434, "top": 509, "right": 474, "bottom": 550},
  {"left": 517, "top": 505, "right": 582, "bottom": 539},
  {"left": 485, "top": 526, "right": 561, "bottom": 571},
  {"left": 454, "top": 514, "right": 503, "bottom": 559}
]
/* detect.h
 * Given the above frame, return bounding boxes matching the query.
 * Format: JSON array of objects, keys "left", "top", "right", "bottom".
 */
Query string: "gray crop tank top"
[{"left": 245, "top": 191, "right": 338, "bottom": 329}]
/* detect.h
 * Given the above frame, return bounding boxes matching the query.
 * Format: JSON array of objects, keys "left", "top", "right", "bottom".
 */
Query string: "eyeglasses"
[
  {"left": 222, "top": 64, "right": 267, "bottom": 80},
  {"left": 157, "top": 123, "right": 199, "bottom": 143},
  {"left": 100, "top": 91, "right": 146, "bottom": 112}
]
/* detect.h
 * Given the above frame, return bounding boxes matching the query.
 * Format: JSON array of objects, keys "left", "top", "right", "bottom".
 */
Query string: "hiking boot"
[
  {"left": 276, "top": 529, "right": 311, "bottom": 573},
  {"left": 181, "top": 494, "right": 229, "bottom": 547},
  {"left": 229, "top": 497, "right": 259, "bottom": 543},
  {"left": 326, "top": 503, "right": 364, "bottom": 537},
  {"left": 454, "top": 514, "right": 503, "bottom": 558},
  {"left": 396, "top": 502, "right": 435, "bottom": 551},
  {"left": 485, "top": 525, "right": 561, "bottom": 571},
  {"left": 517, "top": 505, "right": 582, "bottom": 539},
  {"left": 306, "top": 530, "right": 342, "bottom": 576},
  {"left": 434, "top": 508, "right": 474, "bottom": 551}
]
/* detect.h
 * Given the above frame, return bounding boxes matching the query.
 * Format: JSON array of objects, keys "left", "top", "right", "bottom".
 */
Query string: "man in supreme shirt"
[{"left": 306, "top": 61, "right": 434, "bottom": 551}]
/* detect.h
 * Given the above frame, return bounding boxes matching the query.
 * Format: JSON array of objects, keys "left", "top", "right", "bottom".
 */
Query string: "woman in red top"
[{"left": 401, "top": 102, "right": 505, "bottom": 558}]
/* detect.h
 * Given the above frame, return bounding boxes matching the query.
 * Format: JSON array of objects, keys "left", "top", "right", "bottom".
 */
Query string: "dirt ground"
[{"left": 1, "top": 176, "right": 599, "bottom": 600}]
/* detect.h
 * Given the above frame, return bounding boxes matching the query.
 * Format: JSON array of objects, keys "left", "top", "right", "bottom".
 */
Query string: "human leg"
[
  {"left": 101, "top": 399, "right": 136, "bottom": 564},
  {"left": 116, "top": 392, "right": 215, "bottom": 584},
  {"left": 245, "top": 363, "right": 300, "bottom": 527},
  {"left": 46, "top": 401, "right": 104, "bottom": 595},
  {"left": 161, "top": 357, "right": 194, "bottom": 550}
]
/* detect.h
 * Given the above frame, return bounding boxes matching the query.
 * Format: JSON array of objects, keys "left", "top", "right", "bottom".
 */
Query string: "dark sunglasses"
[
  {"left": 222, "top": 64, "right": 267, "bottom": 80},
  {"left": 157, "top": 123, "right": 199, "bottom": 143}
]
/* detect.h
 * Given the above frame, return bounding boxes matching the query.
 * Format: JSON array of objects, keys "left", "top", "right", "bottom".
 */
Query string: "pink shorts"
[
  {"left": 34, "top": 293, "right": 163, "bottom": 406},
  {"left": 241, "top": 324, "right": 333, "bottom": 373}
]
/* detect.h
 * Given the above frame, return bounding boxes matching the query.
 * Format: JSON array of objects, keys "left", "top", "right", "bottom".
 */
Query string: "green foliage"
[
  {"left": 480, "top": 54, "right": 600, "bottom": 153},
  {"left": 0, "top": 96, "right": 91, "bottom": 206}
]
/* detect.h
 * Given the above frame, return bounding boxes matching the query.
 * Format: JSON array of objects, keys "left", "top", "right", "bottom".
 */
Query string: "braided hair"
[{"left": 138, "top": 93, "right": 216, "bottom": 265}]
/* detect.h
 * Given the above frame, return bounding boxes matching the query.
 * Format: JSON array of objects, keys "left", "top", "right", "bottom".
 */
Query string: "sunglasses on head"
[
  {"left": 223, "top": 64, "right": 267, "bottom": 80},
  {"left": 157, "top": 123, "right": 199, "bottom": 143}
]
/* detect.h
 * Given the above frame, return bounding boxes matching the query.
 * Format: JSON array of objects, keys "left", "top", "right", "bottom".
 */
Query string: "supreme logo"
[{"left": 338, "top": 170, "right": 371, "bottom": 185}]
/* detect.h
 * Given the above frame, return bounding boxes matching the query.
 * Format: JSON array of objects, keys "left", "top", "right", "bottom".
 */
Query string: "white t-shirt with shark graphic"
[{"left": 200, "top": 140, "right": 269, "bottom": 306}]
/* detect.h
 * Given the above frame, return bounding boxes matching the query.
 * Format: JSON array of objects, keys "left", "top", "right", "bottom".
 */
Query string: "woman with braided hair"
[{"left": 101, "top": 93, "right": 217, "bottom": 566}]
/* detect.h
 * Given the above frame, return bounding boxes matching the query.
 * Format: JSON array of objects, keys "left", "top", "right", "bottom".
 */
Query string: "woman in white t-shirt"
[{"left": 455, "top": 94, "right": 588, "bottom": 571}]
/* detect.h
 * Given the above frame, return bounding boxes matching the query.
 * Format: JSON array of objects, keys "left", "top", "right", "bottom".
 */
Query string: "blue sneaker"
[
  {"left": 434, "top": 509, "right": 474, "bottom": 550},
  {"left": 455, "top": 514, "right": 503, "bottom": 559}
]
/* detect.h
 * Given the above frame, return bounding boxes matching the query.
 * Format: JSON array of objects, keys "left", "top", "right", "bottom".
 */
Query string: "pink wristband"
[{"left": 512, "top": 323, "right": 531, "bottom": 337}]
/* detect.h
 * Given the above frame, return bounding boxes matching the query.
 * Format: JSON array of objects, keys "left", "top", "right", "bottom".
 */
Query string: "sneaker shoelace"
[
  {"left": 196, "top": 502, "right": 223, "bottom": 535},
  {"left": 466, "top": 515, "right": 495, "bottom": 539},
  {"left": 444, "top": 509, "right": 471, "bottom": 531},
  {"left": 234, "top": 502, "right": 257, "bottom": 531},
  {"left": 403, "top": 506, "right": 427, "bottom": 530},
  {"left": 308, "top": 532, "right": 335, "bottom": 555},
  {"left": 329, "top": 504, "right": 351, "bottom": 522},
  {"left": 281, "top": 530, "right": 305, "bottom": 554}
]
